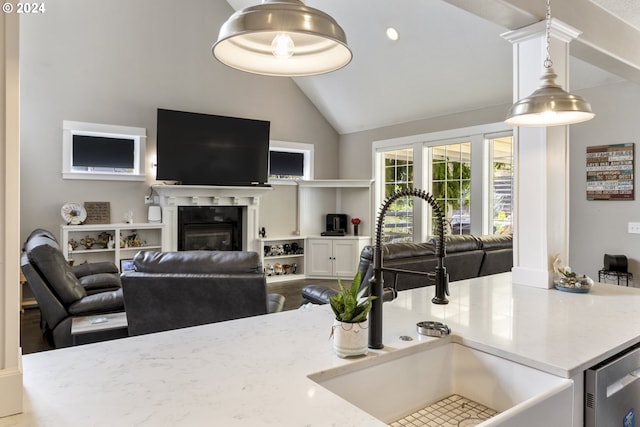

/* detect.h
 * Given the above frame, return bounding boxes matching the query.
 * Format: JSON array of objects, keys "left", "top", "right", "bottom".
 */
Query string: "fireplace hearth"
[{"left": 178, "top": 206, "right": 243, "bottom": 251}]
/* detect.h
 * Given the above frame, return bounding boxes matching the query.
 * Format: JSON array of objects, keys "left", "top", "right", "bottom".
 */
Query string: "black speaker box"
[{"left": 604, "top": 254, "right": 628, "bottom": 273}]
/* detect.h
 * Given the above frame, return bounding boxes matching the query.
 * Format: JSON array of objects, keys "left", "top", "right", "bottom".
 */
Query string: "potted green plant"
[{"left": 329, "top": 272, "right": 376, "bottom": 357}]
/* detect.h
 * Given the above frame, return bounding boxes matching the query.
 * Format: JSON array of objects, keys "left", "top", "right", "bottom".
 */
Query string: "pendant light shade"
[
  {"left": 212, "top": 0, "right": 352, "bottom": 77},
  {"left": 505, "top": 0, "right": 594, "bottom": 127},
  {"left": 505, "top": 67, "right": 595, "bottom": 126}
]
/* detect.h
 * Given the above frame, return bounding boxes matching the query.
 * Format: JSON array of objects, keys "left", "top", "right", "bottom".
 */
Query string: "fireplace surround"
[
  {"left": 178, "top": 206, "right": 243, "bottom": 251},
  {"left": 151, "top": 185, "right": 273, "bottom": 255}
]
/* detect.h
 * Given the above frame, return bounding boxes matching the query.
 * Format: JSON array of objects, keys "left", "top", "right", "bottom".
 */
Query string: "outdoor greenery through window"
[
  {"left": 383, "top": 149, "right": 413, "bottom": 242},
  {"left": 375, "top": 126, "right": 513, "bottom": 241},
  {"left": 488, "top": 136, "right": 513, "bottom": 234},
  {"left": 430, "top": 143, "right": 471, "bottom": 235}
]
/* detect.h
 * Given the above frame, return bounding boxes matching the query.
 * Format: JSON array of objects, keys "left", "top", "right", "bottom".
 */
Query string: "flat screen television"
[{"left": 156, "top": 108, "right": 270, "bottom": 186}]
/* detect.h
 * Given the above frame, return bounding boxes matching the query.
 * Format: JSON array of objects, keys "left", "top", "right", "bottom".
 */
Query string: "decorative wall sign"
[
  {"left": 586, "top": 143, "right": 634, "bottom": 200},
  {"left": 84, "top": 201, "right": 111, "bottom": 224}
]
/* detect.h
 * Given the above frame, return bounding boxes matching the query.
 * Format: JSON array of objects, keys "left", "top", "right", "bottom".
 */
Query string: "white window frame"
[
  {"left": 62, "top": 120, "right": 146, "bottom": 181},
  {"left": 372, "top": 122, "right": 510, "bottom": 240},
  {"left": 269, "top": 140, "right": 314, "bottom": 182}
]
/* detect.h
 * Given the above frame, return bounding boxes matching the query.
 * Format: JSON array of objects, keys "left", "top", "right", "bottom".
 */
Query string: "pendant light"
[
  {"left": 212, "top": 0, "right": 352, "bottom": 77},
  {"left": 505, "top": 0, "right": 594, "bottom": 127}
]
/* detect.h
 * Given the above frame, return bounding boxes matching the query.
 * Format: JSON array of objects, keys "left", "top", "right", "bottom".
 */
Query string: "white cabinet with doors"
[{"left": 306, "top": 236, "right": 370, "bottom": 279}]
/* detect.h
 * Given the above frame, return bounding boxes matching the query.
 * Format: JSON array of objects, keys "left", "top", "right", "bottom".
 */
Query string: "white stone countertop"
[{"left": 3, "top": 273, "right": 640, "bottom": 426}]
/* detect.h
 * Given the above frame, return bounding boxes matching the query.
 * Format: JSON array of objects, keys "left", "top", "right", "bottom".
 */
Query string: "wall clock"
[{"left": 61, "top": 203, "right": 87, "bottom": 225}]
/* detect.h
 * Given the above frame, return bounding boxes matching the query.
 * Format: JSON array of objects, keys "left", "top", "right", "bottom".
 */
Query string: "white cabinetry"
[
  {"left": 306, "top": 237, "right": 370, "bottom": 279},
  {"left": 61, "top": 223, "right": 165, "bottom": 271},
  {"left": 261, "top": 236, "right": 305, "bottom": 283},
  {"left": 298, "top": 180, "right": 373, "bottom": 237}
]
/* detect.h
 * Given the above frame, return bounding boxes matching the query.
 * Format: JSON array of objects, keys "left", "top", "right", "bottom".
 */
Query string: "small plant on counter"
[{"left": 329, "top": 271, "right": 375, "bottom": 323}]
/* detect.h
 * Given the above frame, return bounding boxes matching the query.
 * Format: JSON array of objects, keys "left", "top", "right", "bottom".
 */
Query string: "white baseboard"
[{"left": 0, "top": 354, "right": 23, "bottom": 418}]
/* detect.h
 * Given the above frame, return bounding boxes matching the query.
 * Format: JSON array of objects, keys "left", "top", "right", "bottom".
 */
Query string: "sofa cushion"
[
  {"left": 78, "top": 273, "right": 122, "bottom": 294},
  {"left": 27, "top": 244, "right": 87, "bottom": 305},
  {"left": 133, "top": 250, "right": 262, "bottom": 274},
  {"left": 67, "top": 288, "right": 125, "bottom": 316},
  {"left": 478, "top": 234, "right": 512, "bottom": 250},
  {"left": 73, "top": 261, "right": 119, "bottom": 277},
  {"left": 382, "top": 242, "right": 435, "bottom": 260},
  {"left": 431, "top": 235, "right": 482, "bottom": 253}
]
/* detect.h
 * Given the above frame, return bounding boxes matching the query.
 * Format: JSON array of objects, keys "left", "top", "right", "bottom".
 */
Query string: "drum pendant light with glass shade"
[
  {"left": 505, "top": 0, "right": 595, "bottom": 127},
  {"left": 212, "top": 0, "right": 352, "bottom": 77}
]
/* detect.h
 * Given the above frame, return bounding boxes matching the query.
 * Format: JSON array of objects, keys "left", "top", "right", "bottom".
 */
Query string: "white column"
[
  {"left": 0, "top": 11, "right": 23, "bottom": 417},
  {"left": 502, "top": 20, "right": 580, "bottom": 288}
]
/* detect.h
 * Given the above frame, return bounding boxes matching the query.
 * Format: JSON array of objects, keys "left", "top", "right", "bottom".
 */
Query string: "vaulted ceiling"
[{"left": 226, "top": 0, "right": 639, "bottom": 134}]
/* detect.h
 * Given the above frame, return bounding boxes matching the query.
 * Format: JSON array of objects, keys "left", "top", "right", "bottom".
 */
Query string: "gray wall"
[
  {"left": 19, "top": 0, "right": 339, "bottom": 242},
  {"left": 569, "top": 80, "right": 640, "bottom": 283},
  {"left": 337, "top": 105, "right": 508, "bottom": 180}
]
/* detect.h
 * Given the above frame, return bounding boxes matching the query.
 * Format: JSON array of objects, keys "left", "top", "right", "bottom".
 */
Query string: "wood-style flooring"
[{"left": 20, "top": 278, "right": 338, "bottom": 355}]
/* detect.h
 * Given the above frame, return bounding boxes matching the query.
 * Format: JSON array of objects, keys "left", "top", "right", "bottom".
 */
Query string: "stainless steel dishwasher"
[{"left": 586, "top": 343, "right": 640, "bottom": 426}]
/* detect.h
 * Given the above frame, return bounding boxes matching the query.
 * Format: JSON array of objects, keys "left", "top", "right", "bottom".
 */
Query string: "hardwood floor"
[
  {"left": 20, "top": 278, "right": 338, "bottom": 355},
  {"left": 267, "top": 278, "right": 338, "bottom": 311},
  {"left": 20, "top": 307, "right": 53, "bottom": 354}
]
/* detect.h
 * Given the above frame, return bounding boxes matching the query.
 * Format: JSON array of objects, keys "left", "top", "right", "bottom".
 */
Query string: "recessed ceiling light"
[{"left": 386, "top": 27, "right": 399, "bottom": 41}]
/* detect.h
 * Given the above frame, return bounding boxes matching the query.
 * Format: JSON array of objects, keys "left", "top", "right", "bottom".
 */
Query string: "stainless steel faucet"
[{"left": 368, "top": 188, "right": 450, "bottom": 349}]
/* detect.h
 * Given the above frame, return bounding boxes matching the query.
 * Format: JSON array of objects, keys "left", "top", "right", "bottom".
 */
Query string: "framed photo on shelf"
[{"left": 120, "top": 259, "right": 135, "bottom": 273}]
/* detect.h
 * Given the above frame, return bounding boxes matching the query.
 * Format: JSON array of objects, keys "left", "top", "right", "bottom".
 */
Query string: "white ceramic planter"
[{"left": 332, "top": 319, "right": 368, "bottom": 358}]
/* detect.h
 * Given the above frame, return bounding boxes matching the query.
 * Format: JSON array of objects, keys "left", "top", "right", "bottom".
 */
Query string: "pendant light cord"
[{"left": 544, "top": 0, "right": 553, "bottom": 69}]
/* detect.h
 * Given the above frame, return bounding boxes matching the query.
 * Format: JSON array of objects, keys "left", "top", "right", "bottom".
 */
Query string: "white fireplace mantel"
[{"left": 151, "top": 185, "right": 273, "bottom": 253}]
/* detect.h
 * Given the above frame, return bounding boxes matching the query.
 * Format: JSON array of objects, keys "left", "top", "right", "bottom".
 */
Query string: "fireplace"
[
  {"left": 151, "top": 184, "right": 273, "bottom": 255},
  {"left": 178, "top": 206, "right": 243, "bottom": 251}
]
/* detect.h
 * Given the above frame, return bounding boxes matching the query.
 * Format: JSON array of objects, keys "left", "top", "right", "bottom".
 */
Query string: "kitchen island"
[{"left": 2, "top": 273, "right": 640, "bottom": 426}]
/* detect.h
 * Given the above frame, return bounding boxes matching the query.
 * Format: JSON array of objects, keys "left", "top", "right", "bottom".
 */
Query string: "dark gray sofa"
[
  {"left": 121, "top": 250, "right": 285, "bottom": 336},
  {"left": 302, "top": 234, "right": 512, "bottom": 305}
]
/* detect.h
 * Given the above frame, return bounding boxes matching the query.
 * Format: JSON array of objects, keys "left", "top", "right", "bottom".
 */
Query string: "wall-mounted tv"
[{"left": 156, "top": 109, "right": 270, "bottom": 186}]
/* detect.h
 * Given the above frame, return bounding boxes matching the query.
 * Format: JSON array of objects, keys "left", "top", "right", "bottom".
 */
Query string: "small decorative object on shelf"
[
  {"left": 351, "top": 217, "right": 361, "bottom": 236},
  {"left": 80, "top": 236, "right": 96, "bottom": 250},
  {"left": 61, "top": 203, "right": 87, "bottom": 225},
  {"left": 329, "top": 272, "right": 376, "bottom": 358},
  {"left": 96, "top": 232, "right": 112, "bottom": 248},
  {"left": 68, "top": 238, "right": 79, "bottom": 251},
  {"left": 552, "top": 254, "right": 593, "bottom": 293},
  {"left": 123, "top": 209, "right": 133, "bottom": 224}
]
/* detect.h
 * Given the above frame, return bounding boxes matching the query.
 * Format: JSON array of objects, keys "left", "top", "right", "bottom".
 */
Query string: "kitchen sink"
[{"left": 309, "top": 341, "right": 574, "bottom": 426}]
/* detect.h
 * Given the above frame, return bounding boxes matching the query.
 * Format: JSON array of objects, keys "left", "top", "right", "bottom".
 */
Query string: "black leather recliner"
[
  {"left": 21, "top": 229, "right": 126, "bottom": 348},
  {"left": 121, "top": 250, "right": 285, "bottom": 336}
]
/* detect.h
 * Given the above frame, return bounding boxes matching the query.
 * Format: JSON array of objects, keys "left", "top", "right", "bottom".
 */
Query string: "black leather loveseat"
[
  {"left": 121, "top": 250, "right": 285, "bottom": 336},
  {"left": 302, "top": 234, "right": 512, "bottom": 305}
]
